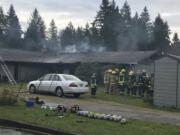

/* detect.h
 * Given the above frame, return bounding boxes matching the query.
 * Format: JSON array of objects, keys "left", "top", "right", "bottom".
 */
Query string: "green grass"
[
  {"left": 81, "top": 87, "right": 180, "bottom": 112},
  {"left": 83, "top": 87, "right": 149, "bottom": 107},
  {"left": 0, "top": 83, "right": 27, "bottom": 92},
  {"left": 0, "top": 102, "right": 180, "bottom": 135}
]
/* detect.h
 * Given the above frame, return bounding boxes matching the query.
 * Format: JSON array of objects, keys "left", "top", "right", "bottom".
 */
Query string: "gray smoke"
[{"left": 59, "top": 42, "right": 106, "bottom": 53}]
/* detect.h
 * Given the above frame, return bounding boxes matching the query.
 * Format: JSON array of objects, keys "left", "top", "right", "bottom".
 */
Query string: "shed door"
[{"left": 154, "top": 57, "right": 177, "bottom": 107}]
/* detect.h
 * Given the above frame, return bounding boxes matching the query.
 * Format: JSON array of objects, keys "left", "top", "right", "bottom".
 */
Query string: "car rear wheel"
[
  {"left": 74, "top": 93, "right": 80, "bottom": 98},
  {"left": 29, "top": 85, "right": 36, "bottom": 94},
  {"left": 56, "top": 87, "right": 64, "bottom": 97}
]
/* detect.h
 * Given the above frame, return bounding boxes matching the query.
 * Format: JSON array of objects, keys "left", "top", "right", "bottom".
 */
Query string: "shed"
[{"left": 154, "top": 54, "right": 180, "bottom": 108}]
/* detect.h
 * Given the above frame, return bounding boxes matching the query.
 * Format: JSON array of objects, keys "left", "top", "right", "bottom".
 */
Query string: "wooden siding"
[{"left": 154, "top": 57, "right": 177, "bottom": 107}]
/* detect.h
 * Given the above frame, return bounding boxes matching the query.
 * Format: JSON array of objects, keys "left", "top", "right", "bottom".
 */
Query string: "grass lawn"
[
  {"left": 83, "top": 87, "right": 149, "bottom": 107},
  {"left": 0, "top": 102, "right": 180, "bottom": 135},
  {"left": 81, "top": 87, "right": 180, "bottom": 112}
]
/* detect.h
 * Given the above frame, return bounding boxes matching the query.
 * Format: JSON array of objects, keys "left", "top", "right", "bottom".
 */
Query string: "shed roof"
[
  {"left": 167, "top": 54, "right": 180, "bottom": 61},
  {"left": 0, "top": 48, "right": 157, "bottom": 64}
]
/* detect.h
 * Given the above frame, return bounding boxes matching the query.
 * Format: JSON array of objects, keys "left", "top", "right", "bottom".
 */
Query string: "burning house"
[{"left": 0, "top": 48, "right": 158, "bottom": 82}]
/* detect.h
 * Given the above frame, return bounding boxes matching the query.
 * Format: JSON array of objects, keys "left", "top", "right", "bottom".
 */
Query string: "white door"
[
  {"left": 38, "top": 74, "right": 52, "bottom": 92},
  {"left": 49, "top": 75, "right": 63, "bottom": 92}
]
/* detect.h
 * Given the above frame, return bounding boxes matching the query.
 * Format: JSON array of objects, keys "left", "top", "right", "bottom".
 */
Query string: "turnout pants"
[
  {"left": 119, "top": 84, "right": 125, "bottom": 94},
  {"left": 110, "top": 84, "right": 116, "bottom": 94},
  {"left": 91, "top": 87, "right": 97, "bottom": 96},
  {"left": 105, "top": 83, "right": 109, "bottom": 93}
]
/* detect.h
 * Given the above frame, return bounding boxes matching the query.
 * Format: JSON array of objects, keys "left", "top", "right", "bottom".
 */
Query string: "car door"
[
  {"left": 49, "top": 75, "right": 63, "bottom": 92},
  {"left": 38, "top": 74, "right": 53, "bottom": 92}
]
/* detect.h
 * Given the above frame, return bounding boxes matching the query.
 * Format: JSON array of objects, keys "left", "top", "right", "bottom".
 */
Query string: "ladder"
[{"left": 0, "top": 56, "right": 17, "bottom": 85}]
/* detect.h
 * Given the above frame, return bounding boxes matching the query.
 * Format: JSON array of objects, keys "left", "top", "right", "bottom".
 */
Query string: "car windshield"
[{"left": 62, "top": 75, "right": 81, "bottom": 81}]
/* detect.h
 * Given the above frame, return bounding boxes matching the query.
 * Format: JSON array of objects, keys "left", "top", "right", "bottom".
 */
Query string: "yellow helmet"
[
  {"left": 129, "top": 71, "right": 134, "bottom": 75},
  {"left": 112, "top": 71, "right": 116, "bottom": 74},
  {"left": 108, "top": 69, "right": 112, "bottom": 73},
  {"left": 121, "top": 69, "right": 126, "bottom": 73}
]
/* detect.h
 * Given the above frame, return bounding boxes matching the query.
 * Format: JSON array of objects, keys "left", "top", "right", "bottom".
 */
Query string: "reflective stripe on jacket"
[
  {"left": 110, "top": 75, "right": 116, "bottom": 85},
  {"left": 118, "top": 73, "right": 125, "bottom": 85},
  {"left": 104, "top": 74, "right": 109, "bottom": 84}
]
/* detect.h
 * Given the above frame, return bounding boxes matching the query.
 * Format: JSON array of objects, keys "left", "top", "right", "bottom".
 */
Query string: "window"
[
  {"left": 43, "top": 74, "right": 52, "bottom": 81},
  {"left": 53, "top": 75, "right": 61, "bottom": 81},
  {"left": 62, "top": 75, "right": 80, "bottom": 81}
]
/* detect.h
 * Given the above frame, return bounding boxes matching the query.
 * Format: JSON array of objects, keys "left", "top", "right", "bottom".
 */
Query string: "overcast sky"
[{"left": 1, "top": 0, "right": 180, "bottom": 38}]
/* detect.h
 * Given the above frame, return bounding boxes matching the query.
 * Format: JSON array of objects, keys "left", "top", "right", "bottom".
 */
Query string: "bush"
[
  {"left": 75, "top": 63, "right": 101, "bottom": 83},
  {"left": 0, "top": 89, "right": 17, "bottom": 105}
]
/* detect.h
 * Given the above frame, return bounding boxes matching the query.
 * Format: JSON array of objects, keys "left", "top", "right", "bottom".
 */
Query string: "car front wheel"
[
  {"left": 29, "top": 85, "right": 36, "bottom": 94},
  {"left": 56, "top": 87, "right": 64, "bottom": 97}
]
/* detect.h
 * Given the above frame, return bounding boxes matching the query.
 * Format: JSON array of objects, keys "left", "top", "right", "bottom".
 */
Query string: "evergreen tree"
[
  {"left": 93, "top": 0, "right": 110, "bottom": 48},
  {"left": 109, "top": 0, "right": 120, "bottom": 50},
  {"left": 0, "top": 6, "right": 6, "bottom": 47},
  {"left": 152, "top": 14, "right": 171, "bottom": 52},
  {"left": 172, "top": 32, "right": 179, "bottom": 45},
  {"left": 75, "top": 26, "right": 84, "bottom": 44},
  {"left": 6, "top": 4, "right": 22, "bottom": 48},
  {"left": 89, "top": 22, "right": 102, "bottom": 47},
  {"left": 120, "top": 1, "right": 131, "bottom": 24},
  {"left": 84, "top": 23, "right": 90, "bottom": 41},
  {"left": 138, "top": 6, "right": 152, "bottom": 50},
  {"left": 93, "top": 0, "right": 119, "bottom": 51},
  {"left": 60, "top": 22, "right": 75, "bottom": 48},
  {"left": 130, "top": 12, "right": 141, "bottom": 50},
  {"left": 117, "top": 1, "right": 133, "bottom": 51},
  {"left": 48, "top": 19, "right": 58, "bottom": 48},
  {"left": 25, "top": 8, "right": 46, "bottom": 51}
]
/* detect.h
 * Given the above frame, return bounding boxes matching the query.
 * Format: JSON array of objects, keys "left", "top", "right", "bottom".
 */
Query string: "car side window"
[
  {"left": 49, "top": 75, "right": 54, "bottom": 81},
  {"left": 43, "top": 74, "right": 51, "bottom": 81},
  {"left": 53, "top": 75, "right": 61, "bottom": 81}
]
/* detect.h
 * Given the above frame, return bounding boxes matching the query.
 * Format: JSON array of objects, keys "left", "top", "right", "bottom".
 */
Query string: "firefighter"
[
  {"left": 107, "top": 69, "right": 112, "bottom": 93},
  {"left": 127, "top": 70, "right": 134, "bottom": 95},
  {"left": 90, "top": 73, "right": 97, "bottom": 97},
  {"left": 146, "top": 73, "right": 154, "bottom": 101},
  {"left": 150, "top": 73, "right": 154, "bottom": 97},
  {"left": 137, "top": 70, "right": 143, "bottom": 97},
  {"left": 143, "top": 74, "right": 152, "bottom": 101},
  {"left": 115, "top": 69, "right": 119, "bottom": 94},
  {"left": 109, "top": 70, "right": 117, "bottom": 95},
  {"left": 118, "top": 69, "right": 126, "bottom": 95},
  {"left": 104, "top": 70, "right": 110, "bottom": 93},
  {"left": 132, "top": 71, "right": 138, "bottom": 96},
  {"left": 142, "top": 69, "right": 147, "bottom": 96}
]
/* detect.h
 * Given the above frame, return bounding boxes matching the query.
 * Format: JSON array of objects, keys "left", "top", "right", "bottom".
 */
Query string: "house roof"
[
  {"left": 166, "top": 54, "right": 180, "bottom": 61},
  {"left": 0, "top": 48, "right": 158, "bottom": 64}
]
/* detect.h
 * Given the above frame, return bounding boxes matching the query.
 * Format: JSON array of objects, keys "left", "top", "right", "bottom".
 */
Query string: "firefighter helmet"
[
  {"left": 112, "top": 71, "right": 116, "bottom": 74},
  {"left": 92, "top": 73, "right": 96, "bottom": 77},
  {"left": 108, "top": 69, "right": 112, "bottom": 73},
  {"left": 142, "top": 69, "right": 146, "bottom": 73},
  {"left": 129, "top": 71, "right": 134, "bottom": 75},
  {"left": 121, "top": 69, "right": 126, "bottom": 73}
]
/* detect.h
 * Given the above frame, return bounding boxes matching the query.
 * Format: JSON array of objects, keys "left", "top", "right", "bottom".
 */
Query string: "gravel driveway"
[{"left": 32, "top": 94, "right": 180, "bottom": 126}]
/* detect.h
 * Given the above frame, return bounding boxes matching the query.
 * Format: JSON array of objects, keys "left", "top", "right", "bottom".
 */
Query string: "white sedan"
[{"left": 27, "top": 74, "right": 89, "bottom": 97}]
